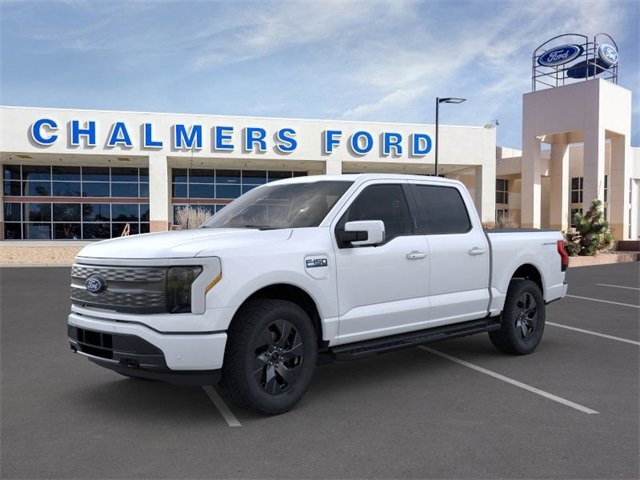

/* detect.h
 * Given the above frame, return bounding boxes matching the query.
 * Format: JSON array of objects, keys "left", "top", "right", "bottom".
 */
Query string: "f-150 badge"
[{"left": 306, "top": 258, "right": 328, "bottom": 268}]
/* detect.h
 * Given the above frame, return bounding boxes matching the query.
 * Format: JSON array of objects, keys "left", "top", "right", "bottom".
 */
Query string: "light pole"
[{"left": 435, "top": 97, "right": 466, "bottom": 176}]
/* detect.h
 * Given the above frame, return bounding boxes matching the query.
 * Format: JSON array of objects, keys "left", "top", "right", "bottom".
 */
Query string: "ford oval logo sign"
[
  {"left": 86, "top": 275, "right": 107, "bottom": 294},
  {"left": 597, "top": 43, "right": 619, "bottom": 67},
  {"left": 538, "top": 44, "right": 583, "bottom": 67}
]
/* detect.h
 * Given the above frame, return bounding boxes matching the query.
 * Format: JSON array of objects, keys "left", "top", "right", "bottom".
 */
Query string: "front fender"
[{"left": 205, "top": 257, "right": 338, "bottom": 336}]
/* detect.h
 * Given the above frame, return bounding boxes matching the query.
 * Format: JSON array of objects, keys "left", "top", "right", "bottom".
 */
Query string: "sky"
[{"left": 1, "top": 0, "right": 638, "bottom": 149}]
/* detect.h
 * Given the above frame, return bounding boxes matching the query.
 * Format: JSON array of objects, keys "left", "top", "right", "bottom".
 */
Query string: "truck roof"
[{"left": 268, "top": 173, "right": 462, "bottom": 187}]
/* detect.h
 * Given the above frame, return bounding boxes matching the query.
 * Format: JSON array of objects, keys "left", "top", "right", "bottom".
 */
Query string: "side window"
[
  {"left": 412, "top": 185, "right": 471, "bottom": 234},
  {"left": 337, "top": 184, "right": 412, "bottom": 243}
]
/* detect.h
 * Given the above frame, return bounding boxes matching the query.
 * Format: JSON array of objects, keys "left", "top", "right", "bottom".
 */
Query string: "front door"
[{"left": 333, "top": 182, "right": 430, "bottom": 344}]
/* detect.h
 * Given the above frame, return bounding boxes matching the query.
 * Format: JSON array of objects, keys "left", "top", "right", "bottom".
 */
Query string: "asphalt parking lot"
[{"left": 1, "top": 263, "right": 638, "bottom": 479}]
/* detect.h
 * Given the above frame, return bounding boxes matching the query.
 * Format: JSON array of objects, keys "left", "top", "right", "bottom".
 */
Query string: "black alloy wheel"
[
  {"left": 223, "top": 299, "right": 317, "bottom": 415},
  {"left": 252, "top": 319, "right": 304, "bottom": 395},
  {"left": 489, "top": 279, "right": 546, "bottom": 355},
  {"left": 514, "top": 290, "right": 538, "bottom": 339}
]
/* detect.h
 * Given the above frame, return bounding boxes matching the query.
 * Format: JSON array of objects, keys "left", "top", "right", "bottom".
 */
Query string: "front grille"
[
  {"left": 71, "top": 264, "right": 167, "bottom": 314},
  {"left": 72, "top": 265, "right": 166, "bottom": 283},
  {"left": 72, "top": 289, "right": 165, "bottom": 310},
  {"left": 73, "top": 327, "right": 114, "bottom": 359}
]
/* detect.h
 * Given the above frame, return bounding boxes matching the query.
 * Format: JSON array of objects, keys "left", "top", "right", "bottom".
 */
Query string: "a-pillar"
[
  {"left": 582, "top": 125, "right": 605, "bottom": 214},
  {"left": 521, "top": 135, "right": 542, "bottom": 228},
  {"left": 549, "top": 137, "right": 570, "bottom": 232},
  {"left": 148, "top": 154, "right": 170, "bottom": 232},
  {"left": 609, "top": 133, "right": 631, "bottom": 239}
]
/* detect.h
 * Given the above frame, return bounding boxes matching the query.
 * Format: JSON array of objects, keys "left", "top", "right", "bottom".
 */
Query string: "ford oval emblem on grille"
[{"left": 86, "top": 275, "right": 107, "bottom": 294}]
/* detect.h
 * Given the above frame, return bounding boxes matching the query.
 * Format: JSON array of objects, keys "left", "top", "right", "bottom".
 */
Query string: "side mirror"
[{"left": 338, "top": 220, "right": 385, "bottom": 247}]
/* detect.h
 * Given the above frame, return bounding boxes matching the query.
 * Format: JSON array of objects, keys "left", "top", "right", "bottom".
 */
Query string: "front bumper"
[
  {"left": 69, "top": 329, "right": 220, "bottom": 385},
  {"left": 68, "top": 312, "right": 227, "bottom": 385}
]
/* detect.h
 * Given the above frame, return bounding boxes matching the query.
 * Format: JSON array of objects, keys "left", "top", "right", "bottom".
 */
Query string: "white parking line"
[
  {"left": 566, "top": 294, "right": 640, "bottom": 309},
  {"left": 547, "top": 322, "right": 640, "bottom": 346},
  {"left": 596, "top": 283, "right": 640, "bottom": 291},
  {"left": 202, "top": 385, "right": 242, "bottom": 427},
  {"left": 419, "top": 346, "right": 599, "bottom": 415}
]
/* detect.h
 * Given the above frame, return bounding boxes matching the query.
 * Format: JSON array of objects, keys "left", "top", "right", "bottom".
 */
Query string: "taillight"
[{"left": 557, "top": 240, "right": 569, "bottom": 272}]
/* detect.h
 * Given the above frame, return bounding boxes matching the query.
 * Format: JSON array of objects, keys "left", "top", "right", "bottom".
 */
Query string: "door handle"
[
  {"left": 406, "top": 251, "right": 427, "bottom": 260},
  {"left": 468, "top": 247, "right": 486, "bottom": 256}
]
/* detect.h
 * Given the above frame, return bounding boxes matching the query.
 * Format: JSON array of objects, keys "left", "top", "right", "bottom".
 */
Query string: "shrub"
[
  {"left": 174, "top": 206, "right": 213, "bottom": 230},
  {"left": 484, "top": 214, "right": 519, "bottom": 230},
  {"left": 565, "top": 199, "right": 614, "bottom": 256},
  {"left": 495, "top": 214, "right": 519, "bottom": 229}
]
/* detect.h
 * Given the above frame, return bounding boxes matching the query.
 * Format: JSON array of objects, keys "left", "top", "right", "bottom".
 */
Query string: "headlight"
[{"left": 166, "top": 266, "right": 203, "bottom": 313}]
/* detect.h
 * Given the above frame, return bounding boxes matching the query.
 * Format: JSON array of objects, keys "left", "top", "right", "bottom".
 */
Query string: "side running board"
[{"left": 329, "top": 317, "right": 501, "bottom": 361}]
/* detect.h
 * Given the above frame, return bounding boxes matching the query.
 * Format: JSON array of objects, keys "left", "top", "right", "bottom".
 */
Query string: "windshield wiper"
[
  {"left": 199, "top": 224, "right": 280, "bottom": 230},
  {"left": 240, "top": 224, "right": 279, "bottom": 230}
]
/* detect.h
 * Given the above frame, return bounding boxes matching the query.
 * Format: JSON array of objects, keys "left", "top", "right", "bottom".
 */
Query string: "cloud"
[
  {"left": 1, "top": 0, "right": 636, "bottom": 148},
  {"left": 190, "top": 0, "right": 412, "bottom": 70},
  {"left": 342, "top": 85, "right": 428, "bottom": 119}
]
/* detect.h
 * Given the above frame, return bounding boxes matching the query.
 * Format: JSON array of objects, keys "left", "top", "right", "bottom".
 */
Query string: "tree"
[
  {"left": 174, "top": 206, "right": 213, "bottom": 229},
  {"left": 565, "top": 199, "right": 613, "bottom": 256}
]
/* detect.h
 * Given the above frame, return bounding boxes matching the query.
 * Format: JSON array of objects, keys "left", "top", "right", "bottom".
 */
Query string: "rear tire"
[
  {"left": 222, "top": 299, "right": 317, "bottom": 415},
  {"left": 489, "top": 279, "right": 545, "bottom": 355}
]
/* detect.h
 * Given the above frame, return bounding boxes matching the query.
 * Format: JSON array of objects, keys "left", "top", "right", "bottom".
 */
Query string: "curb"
[
  {"left": 1, "top": 263, "right": 74, "bottom": 268},
  {"left": 568, "top": 252, "right": 639, "bottom": 268}
]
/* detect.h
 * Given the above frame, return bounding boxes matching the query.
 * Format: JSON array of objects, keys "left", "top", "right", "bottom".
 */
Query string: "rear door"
[{"left": 408, "top": 182, "right": 490, "bottom": 325}]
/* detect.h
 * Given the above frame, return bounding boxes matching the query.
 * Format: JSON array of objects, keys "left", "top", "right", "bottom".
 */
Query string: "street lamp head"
[
  {"left": 438, "top": 97, "right": 466, "bottom": 104},
  {"left": 434, "top": 96, "right": 467, "bottom": 177}
]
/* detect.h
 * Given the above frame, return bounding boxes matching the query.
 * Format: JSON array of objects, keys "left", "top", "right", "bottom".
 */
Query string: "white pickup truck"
[{"left": 68, "top": 174, "right": 568, "bottom": 414}]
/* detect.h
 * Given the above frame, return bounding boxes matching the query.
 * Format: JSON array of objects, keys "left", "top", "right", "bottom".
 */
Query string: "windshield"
[{"left": 201, "top": 180, "right": 353, "bottom": 229}]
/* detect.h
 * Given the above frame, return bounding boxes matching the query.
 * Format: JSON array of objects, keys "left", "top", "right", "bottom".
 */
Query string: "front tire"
[
  {"left": 489, "top": 279, "right": 545, "bottom": 355},
  {"left": 222, "top": 299, "right": 317, "bottom": 415}
]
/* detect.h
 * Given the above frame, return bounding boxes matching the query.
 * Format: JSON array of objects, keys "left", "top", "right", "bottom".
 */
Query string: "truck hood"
[{"left": 76, "top": 228, "right": 293, "bottom": 260}]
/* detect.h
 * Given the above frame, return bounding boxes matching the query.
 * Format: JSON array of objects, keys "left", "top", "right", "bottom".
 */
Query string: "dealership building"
[
  {"left": 0, "top": 106, "right": 497, "bottom": 240},
  {"left": 0, "top": 34, "right": 638, "bottom": 243}
]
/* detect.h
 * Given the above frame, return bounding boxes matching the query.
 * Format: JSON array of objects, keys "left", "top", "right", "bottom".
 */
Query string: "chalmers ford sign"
[{"left": 29, "top": 118, "right": 434, "bottom": 157}]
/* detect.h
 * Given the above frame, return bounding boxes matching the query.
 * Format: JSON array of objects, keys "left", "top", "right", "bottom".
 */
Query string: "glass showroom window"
[
  {"left": 569, "top": 177, "right": 585, "bottom": 229},
  {"left": 170, "top": 168, "right": 306, "bottom": 225},
  {"left": 172, "top": 203, "right": 220, "bottom": 229},
  {"left": 570, "top": 177, "right": 583, "bottom": 204},
  {"left": 496, "top": 179, "right": 508, "bottom": 205},
  {"left": 2, "top": 165, "right": 149, "bottom": 240}
]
